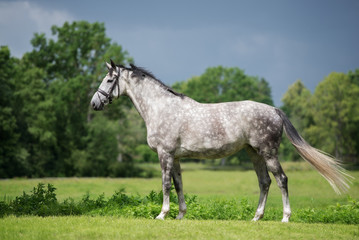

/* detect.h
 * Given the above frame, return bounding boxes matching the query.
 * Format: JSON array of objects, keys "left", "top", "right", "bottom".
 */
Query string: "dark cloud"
[{"left": 1, "top": 0, "right": 358, "bottom": 106}]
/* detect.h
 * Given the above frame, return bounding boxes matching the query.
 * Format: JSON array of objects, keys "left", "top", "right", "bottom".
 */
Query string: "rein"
[{"left": 96, "top": 72, "right": 120, "bottom": 104}]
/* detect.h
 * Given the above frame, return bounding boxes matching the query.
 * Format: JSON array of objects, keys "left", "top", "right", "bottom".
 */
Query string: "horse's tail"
[{"left": 275, "top": 108, "right": 352, "bottom": 194}]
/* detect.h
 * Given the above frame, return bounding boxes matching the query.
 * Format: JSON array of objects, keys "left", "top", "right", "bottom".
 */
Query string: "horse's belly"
[{"left": 175, "top": 139, "right": 246, "bottom": 159}]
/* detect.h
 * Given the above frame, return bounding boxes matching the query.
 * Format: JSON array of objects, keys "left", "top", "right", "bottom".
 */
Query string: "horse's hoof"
[
  {"left": 251, "top": 213, "right": 263, "bottom": 222},
  {"left": 281, "top": 212, "right": 291, "bottom": 222},
  {"left": 175, "top": 210, "right": 186, "bottom": 220},
  {"left": 155, "top": 213, "right": 166, "bottom": 220},
  {"left": 281, "top": 218, "right": 290, "bottom": 223}
]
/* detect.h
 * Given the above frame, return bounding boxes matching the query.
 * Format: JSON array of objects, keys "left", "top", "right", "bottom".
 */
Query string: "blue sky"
[{"left": 1, "top": 0, "right": 358, "bottom": 106}]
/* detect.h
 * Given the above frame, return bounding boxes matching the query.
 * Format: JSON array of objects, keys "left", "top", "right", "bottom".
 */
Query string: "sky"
[{"left": 1, "top": 0, "right": 358, "bottom": 106}]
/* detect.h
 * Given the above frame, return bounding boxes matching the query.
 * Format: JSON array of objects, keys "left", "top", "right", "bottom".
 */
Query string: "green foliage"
[
  {"left": 0, "top": 46, "right": 26, "bottom": 177},
  {"left": 117, "top": 107, "right": 147, "bottom": 161},
  {"left": 279, "top": 74, "right": 359, "bottom": 164},
  {"left": 173, "top": 66, "right": 273, "bottom": 105},
  {"left": 1, "top": 183, "right": 358, "bottom": 224},
  {"left": 347, "top": 70, "right": 359, "bottom": 160},
  {"left": 134, "top": 145, "right": 158, "bottom": 163},
  {"left": 279, "top": 80, "right": 313, "bottom": 161},
  {"left": 80, "top": 114, "right": 119, "bottom": 176},
  {"left": 293, "top": 197, "right": 359, "bottom": 224},
  {"left": 0, "top": 21, "right": 134, "bottom": 177},
  {"left": 281, "top": 80, "right": 312, "bottom": 129},
  {"left": 306, "top": 72, "right": 359, "bottom": 161},
  {"left": 7, "top": 183, "right": 58, "bottom": 217}
]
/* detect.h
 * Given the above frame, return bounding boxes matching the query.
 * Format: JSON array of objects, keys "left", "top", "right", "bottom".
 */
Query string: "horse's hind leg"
[
  {"left": 246, "top": 146, "right": 271, "bottom": 221},
  {"left": 265, "top": 157, "right": 291, "bottom": 222},
  {"left": 172, "top": 159, "right": 187, "bottom": 219}
]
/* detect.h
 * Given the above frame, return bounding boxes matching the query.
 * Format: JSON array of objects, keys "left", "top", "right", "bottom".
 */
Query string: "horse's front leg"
[
  {"left": 155, "top": 150, "right": 174, "bottom": 220},
  {"left": 172, "top": 159, "right": 186, "bottom": 219}
]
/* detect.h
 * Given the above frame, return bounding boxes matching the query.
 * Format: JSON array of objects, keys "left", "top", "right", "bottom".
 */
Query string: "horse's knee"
[
  {"left": 282, "top": 174, "right": 288, "bottom": 185},
  {"left": 163, "top": 181, "right": 172, "bottom": 192},
  {"left": 277, "top": 174, "right": 288, "bottom": 189}
]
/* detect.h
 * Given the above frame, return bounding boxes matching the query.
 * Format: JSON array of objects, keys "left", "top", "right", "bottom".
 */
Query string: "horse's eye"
[{"left": 107, "top": 79, "right": 114, "bottom": 82}]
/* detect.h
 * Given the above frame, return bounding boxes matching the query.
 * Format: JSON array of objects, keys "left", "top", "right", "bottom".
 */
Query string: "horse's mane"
[{"left": 122, "top": 64, "right": 185, "bottom": 98}]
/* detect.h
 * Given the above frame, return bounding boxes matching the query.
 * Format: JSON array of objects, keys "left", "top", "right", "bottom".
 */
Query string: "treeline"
[
  {"left": 0, "top": 21, "right": 137, "bottom": 178},
  {"left": 0, "top": 21, "right": 358, "bottom": 178},
  {"left": 279, "top": 72, "right": 359, "bottom": 163}
]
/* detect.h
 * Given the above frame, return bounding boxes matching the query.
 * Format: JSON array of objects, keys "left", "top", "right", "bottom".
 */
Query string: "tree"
[
  {"left": 347, "top": 69, "right": 359, "bottom": 163},
  {"left": 4, "top": 21, "right": 133, "bottom": 177},
  {"left": 306, "top": 72, "right": 359, "bottom": 161},
  {"left": 173, "top": 66, "right": 273, "bottom": 105},
  {"left": 0, "top": 46, "right": 29, "bottom": 177},
  {"left": 279, "top": 80, "right": 312, "bottom": 161},
  {"left": 12, "top": 65, "right": 57, "bottom": 177}
]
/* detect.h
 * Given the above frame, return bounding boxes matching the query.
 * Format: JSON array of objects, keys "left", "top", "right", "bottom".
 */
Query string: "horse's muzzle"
[{"left": 91, "top": 95, "right": 104, "bottom": 111}]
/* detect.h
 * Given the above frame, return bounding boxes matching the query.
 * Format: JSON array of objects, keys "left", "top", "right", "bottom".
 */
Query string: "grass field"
[
  {"left": 1, "top": 162, "right": 358, "bottom": 208},
  {"left": 1, "top": 162, "right": 358, "bottom": 239},
  {"left": 1, "top": 216, "right": 358, "bottom": 240}
]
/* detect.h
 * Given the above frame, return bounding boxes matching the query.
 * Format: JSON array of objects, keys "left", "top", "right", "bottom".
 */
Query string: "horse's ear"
[
  {"left": 110, "top": 59, "right": 117, "bottom": 69},
  {"left": 106, "top": 62, "right": 112, "bottom": 71}
]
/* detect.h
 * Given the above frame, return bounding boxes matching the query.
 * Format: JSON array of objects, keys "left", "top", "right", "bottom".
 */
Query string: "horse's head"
[
  {"left": 91, "top": 60, "right": 122, "bottom": 110},
  {"left": 91, "top": 60, "right": 152, "bottom": 110},
  {"left": 91, "top": 60, "right": 179, "bottom": 111}
]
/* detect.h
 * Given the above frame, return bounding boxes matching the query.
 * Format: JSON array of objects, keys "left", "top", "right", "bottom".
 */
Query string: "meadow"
[
  {"left": 1, "top": 162, "right": 358, "bottom": 239},
  {"left": 1, "top": 216, "right": 358, "bottom": 240}
]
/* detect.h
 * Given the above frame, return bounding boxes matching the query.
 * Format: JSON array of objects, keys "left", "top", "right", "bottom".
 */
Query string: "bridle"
[{"left": 96, "top": 71, "right": 120, "bottom": 104}]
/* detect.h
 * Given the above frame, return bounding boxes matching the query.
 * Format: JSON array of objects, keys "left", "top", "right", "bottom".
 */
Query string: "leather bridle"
[{"left": 96, "top": 71, "right": 120, "bottom": 104}]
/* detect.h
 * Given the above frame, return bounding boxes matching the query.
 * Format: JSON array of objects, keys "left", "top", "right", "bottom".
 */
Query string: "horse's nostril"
[{"left": 92, "top": 102, "right": 98, "bottom": 110}]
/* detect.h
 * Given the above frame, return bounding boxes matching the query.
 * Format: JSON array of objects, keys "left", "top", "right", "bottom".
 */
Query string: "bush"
[
  {"left": 9, "top": 183, "right": 59, "bottom": 216},
  {"left": 1, "top": 183, "right": 358, "bottom": 224}
]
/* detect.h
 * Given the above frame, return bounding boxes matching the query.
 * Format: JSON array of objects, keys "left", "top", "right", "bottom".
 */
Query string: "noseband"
[{"left": 96, "top": 73, "right": 120, "bottom": 104}]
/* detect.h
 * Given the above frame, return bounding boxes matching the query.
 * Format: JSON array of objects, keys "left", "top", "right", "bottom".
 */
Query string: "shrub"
[
  {"left": 9, "top": 183, "right": 59, "bottom": 216},
  {"left": 0, "top": 183, "right": 358, "bottom": 224}
]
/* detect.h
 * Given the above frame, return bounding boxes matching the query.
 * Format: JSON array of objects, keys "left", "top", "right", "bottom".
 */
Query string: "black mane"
[{"left": 128, "top": 64, "right": 185, "bottom": 98}]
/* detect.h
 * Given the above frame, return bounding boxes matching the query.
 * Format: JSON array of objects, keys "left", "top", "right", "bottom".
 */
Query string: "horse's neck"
[{"left": 125, "top": 80, "right": 177, "bottom": 125}]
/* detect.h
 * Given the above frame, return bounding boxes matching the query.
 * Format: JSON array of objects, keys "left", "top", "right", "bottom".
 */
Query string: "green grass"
[
  {"left": 1, "top": 163, "right": 358, "bottom": 239},
  {"left": 1, "top": 216, "right": 358, "bottom": 240},
  {"left": 1, "top": 162, "right": 358, "bottom": 209},
  {"left": 2, "top": 182, "right": 358, "bottom": 224},
  {"left": 0, "top": 177, "right": 161, "bottom": 202}
]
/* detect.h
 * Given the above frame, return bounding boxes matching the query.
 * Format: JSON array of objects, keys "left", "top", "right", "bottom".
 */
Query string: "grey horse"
[{"left": 91, "top": 60, "right": 350, "bottom": 222}]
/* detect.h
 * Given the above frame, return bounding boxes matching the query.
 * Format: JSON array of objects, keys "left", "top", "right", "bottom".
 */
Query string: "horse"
[{"left": 90, "top": 60, "right": 351, "bottom": 222}]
